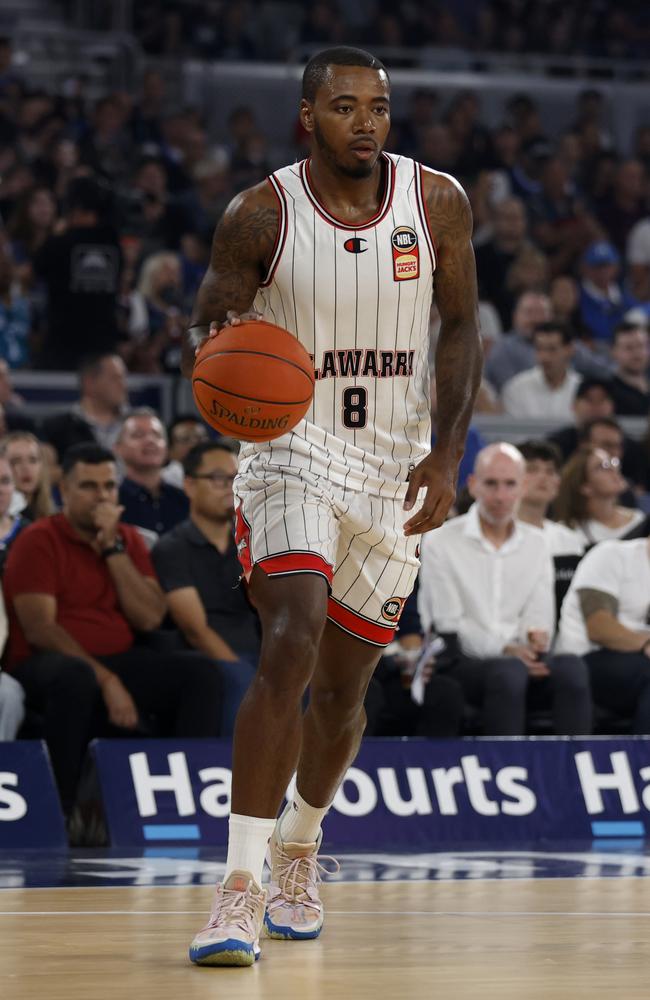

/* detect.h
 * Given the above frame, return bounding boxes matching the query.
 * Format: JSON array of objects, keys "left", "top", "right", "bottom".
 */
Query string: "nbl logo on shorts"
[
  {"left": 391, "top": 227, "right": 419, "bottom": 282},
  {"left": 381, "top": 597, "right": 406, "bottom": 622}
]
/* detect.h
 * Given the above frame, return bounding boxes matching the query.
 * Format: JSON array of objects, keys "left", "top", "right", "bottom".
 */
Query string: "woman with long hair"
[
  {"left": 0, "top": 431, "right": 56, "bottom": 521},
  {"left": 7, "top": 186, "right": 57, "bottom": 261},
  {"left": 555, "top": 445, "right": 647, "bottom": 546},
  {"left": 0, "top": 452, "right": 28, "bottom": 573}
]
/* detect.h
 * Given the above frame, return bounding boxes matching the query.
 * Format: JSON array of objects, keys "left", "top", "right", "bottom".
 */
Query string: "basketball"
[{"left": 192, "top": 320, "right": 315, "bottom": 441}]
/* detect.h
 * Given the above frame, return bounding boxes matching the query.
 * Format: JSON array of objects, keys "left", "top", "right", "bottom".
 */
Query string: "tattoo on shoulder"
[
  {"left": 424, "top": 175, "right": 473, "bottom": 245},
  {"left": 213, "top": 196, "right": 279, "bottom": 272}
]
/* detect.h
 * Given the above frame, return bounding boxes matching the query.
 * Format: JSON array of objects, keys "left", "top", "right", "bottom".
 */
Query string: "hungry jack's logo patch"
[{"left": 391, "top": 226, "right": 419, "bottom": 281}]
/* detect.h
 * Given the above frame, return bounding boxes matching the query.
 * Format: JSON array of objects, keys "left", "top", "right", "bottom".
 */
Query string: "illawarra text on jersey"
[{"left": 311, "top": 349, "right": 415, "bottom": 381}]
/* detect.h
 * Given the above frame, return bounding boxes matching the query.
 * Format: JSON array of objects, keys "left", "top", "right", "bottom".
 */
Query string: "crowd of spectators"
[
  {"left": 129, "top": 1, "right": 650, "bottom": 63},
  {"left": 0, "top": 34, "right": 649, "bottom": 834}
]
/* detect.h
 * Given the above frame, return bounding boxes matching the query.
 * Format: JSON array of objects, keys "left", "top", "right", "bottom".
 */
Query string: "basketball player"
[{"left": 182, "top": 47, "right": 482, "bottom": 966}]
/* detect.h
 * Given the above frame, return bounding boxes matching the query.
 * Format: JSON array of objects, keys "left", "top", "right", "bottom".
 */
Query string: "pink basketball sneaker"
[
  {"left": 189, "top": 870, "right": 267, "bottom": 966},
  {"left": 264, "top": 829, "right": 339, "bottom": 940}
]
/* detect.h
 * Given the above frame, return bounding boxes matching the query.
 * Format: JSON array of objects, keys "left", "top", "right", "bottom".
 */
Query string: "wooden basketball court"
[{"left": 1, "top": 864, "right": 649, "bottom": 999}]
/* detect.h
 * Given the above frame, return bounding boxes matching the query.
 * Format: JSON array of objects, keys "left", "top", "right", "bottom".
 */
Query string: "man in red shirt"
[{"left": 3, "top": 442, "right": 222, "bottom": 814}]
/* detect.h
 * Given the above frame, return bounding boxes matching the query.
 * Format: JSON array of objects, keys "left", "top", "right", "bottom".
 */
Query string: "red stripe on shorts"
[
  {"left": 234, "top": 504, "right": 253, "bottom": 578},
  {"left": 258, "top": 552, "right": 334, "bottom": 584},
  {"left": 327, "top": 597, "right": 396, "bottom": 646}
]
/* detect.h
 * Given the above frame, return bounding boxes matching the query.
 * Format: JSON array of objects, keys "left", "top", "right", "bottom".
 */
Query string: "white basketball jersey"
[{"left": 241, "top": 153, "right": 435, "bottom": 497}]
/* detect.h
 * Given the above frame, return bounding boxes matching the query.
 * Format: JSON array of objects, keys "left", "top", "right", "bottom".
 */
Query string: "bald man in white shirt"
[{"left": 418, "top": 443, "right": 592, "bottom": 735}]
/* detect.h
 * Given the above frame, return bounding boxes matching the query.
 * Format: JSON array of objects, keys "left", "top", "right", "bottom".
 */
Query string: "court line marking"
[{"left": 2, "top": 910, "right": 650, "bottom": 918}]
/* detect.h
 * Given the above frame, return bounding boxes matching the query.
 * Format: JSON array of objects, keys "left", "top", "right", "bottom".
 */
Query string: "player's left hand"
[{"left": 403, "top": 452, "right": 457, "bottom": 536}]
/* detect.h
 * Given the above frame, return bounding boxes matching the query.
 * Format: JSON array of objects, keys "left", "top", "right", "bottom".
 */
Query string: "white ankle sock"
[
  {"left": 225, "top": 813, "right": 277, "bottom": 886},
  {"left": 279, "top": 789, "right": 329, "bottom": 845}
]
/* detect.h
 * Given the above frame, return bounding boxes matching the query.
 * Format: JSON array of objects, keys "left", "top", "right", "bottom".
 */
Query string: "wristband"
[{"left": 101, "top": 537, "right": 126, "bottom": 558}]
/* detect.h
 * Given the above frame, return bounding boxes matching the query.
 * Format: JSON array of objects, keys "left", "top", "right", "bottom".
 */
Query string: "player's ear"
[{"left": 300, "top": 99, "right": 314, "bottom": 133}]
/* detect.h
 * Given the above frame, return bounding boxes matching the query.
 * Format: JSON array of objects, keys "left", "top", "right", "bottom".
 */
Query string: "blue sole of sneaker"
[
  {"left": 189, "top": 940, "right": 260, "bottom": 966},
  {"left": 263, "top": 913, "right": 323, "bottom": 941}
]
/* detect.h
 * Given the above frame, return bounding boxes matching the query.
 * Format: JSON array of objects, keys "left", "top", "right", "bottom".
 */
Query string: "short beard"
[{"left": 313, "top": 121, "right": 376, "bottom": 179}]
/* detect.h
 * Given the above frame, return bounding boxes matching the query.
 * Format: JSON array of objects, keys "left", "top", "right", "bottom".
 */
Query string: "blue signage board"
[
  {"left": 0, "top": 741, "right": 67, "bottom": 849},
  {"left": 92, "top": 737, "right": 650, "bottom": 849}
]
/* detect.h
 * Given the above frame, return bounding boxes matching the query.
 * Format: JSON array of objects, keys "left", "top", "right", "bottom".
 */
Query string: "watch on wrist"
[{"left": 101, "top": 536, "right": 126, "bottom": 558}]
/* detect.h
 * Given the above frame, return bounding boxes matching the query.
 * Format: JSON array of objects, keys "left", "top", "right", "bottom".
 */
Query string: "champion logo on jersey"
[
  {"left": 391, "top": 226, "right": 419, "bottom": 281},
  {"left": 381, "top": 597, "right": 406, "bottom": 622},
  {"left": 343, "top": 237, "right": 368, "bottom": 254}
]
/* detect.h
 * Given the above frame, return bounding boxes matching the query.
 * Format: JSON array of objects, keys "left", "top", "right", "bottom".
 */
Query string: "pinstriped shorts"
[{"left": 234, "top": 464, "right": 420, "bottom": 646}]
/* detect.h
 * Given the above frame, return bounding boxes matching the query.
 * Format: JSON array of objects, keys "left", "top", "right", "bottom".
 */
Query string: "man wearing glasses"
[{"left": 152, "top": 440, "right": 260, "bottom": 735}]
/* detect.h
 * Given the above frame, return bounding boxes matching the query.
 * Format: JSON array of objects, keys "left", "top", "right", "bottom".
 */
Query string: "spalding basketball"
[{"left": 192, "top": 320, "right": 315, "bottom": 442}]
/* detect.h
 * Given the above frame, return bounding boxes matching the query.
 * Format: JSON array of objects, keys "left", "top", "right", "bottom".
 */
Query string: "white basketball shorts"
[{"left": 234, "top": 463, "right": 420, "bottom": 646}]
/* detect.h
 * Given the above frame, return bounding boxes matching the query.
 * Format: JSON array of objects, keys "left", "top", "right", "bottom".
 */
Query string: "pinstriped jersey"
[{"left": 241, "top": 152, "right": 435, "bottom": 497}]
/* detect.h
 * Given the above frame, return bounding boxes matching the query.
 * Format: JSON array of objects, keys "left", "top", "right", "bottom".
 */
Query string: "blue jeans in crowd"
[{"left": 217, "top": 656, "right": 258, "bottom": 737}]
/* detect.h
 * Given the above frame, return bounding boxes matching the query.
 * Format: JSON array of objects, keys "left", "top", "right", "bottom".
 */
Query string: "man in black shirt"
[
  {"left": 116, "top": 408, "right": 188, "bottom": 537},
  {"left": 34, "top": 177, "right": 122, "bottom": 370},
  {"left": 152, "top": 440, "right": 260, "bottom": 735},
  {"left": 608, "top": 321, "right": 650, "bottom": 416}
]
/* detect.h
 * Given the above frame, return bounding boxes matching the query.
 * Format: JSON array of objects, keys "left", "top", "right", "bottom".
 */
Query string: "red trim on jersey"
[
  {"left": 416, "top": 163, "right": 439, "bottom": 268},
  {"left": 260, "top": 175, "right": 288, "bottom": 287},
  {"left": 327, "top": 597, "right": 396, "bottom": 646},
  {"left": 234, "top": 504, "right": 253, "bottom": 579},
  {"left": 258, "top": 552, "right": 334, "bottom": 584},
  {"left": 300, "top": 154, "right": 395, "bottom": 231}
]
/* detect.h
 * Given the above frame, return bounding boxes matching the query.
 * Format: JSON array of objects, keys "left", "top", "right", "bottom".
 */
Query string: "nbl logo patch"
[
  {"left": 381, "top": 597, "right": 406, "bottom": 622},
  {"left": 391, "top": 226, "right": 419, "bottom": 282}
]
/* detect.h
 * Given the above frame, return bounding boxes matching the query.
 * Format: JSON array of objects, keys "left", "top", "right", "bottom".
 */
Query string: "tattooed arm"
[
  {"left": 181, "top": 181, "right": 280, "bottom": 377},
  {"left": 403, "top": 170, "right": 482, "bottom": 536}
]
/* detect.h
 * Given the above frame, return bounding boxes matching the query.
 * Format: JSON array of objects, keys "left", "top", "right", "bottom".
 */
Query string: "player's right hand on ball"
[
  {"left": 195, "top": 311, "right": 263, "bottom": 355},
  {"left": 224, "top": 309, "right": 263, "bottom": 326}
]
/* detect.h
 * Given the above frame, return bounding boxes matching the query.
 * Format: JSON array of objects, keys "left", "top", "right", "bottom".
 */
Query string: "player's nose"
[{"left": 352, "top": 109, "right": 376, "bottom": 133}]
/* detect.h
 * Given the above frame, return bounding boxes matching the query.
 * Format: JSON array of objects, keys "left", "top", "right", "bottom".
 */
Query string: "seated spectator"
[
  {"left": 0, "top": 453, "right": 28, "bottom": 574},
  {"left": 0, "top": 431, "right": 56, "bottom": 521},
  {"left": 364, "top": 583, "right": 464, "bottom": 738},
  {"left": 517, "top": 440, "right": 585, "bottom": 556},
  {"left": 0, "top": 359, "right": 36, "bottom": 432},
  {"left": 555, "top": 446, "right": 647, "bottom": 547},
  {"left": 502, "top": 321, "right": 580, "bottom": 420},
  {"left": 418, "top": 443, "right": 592, "bottom": 736},
  {"left": 517, "top": 439, "right": 585, "bottom": 620},
  {"left": 33, "top": 177, "right": 123, "bottom": 370},
  {"left": 152, "top": 440, "right": 258, "bottom": 735},
  {"left": 116, "top": 408, "right": 189, "bottom": 536},
  {"left": 594, "top": 159, "right": 647, "bottom": 257},
  {"left": 484, "top": 290, "right": 551, "bottom": 392},
  {"left": 547, "top": 377, "right": 616, "bottom": 462},
  {"left": 528, "top": 154, "right": 598, "bottom": 278},
  {"left": 161, "top": 414, "right": 209, "bottom": 489},
  {"left": 549, "top": 274, "right": 583, "bottom": 334},
  {"left": 127, "top": 251, "right": 187, "bottom": 373},
  {"left": 41, "top": 352, "right": 130, "bottom": 457},
  {"left": 0, "top": 550, "right": 25, "bottom": 739},
  {"left": 0, "top": 243, "right": 30, "bottom": 369},
  {"left": 577, "top": 415, "right": 646, "bottom": 500},
  {"left": 2, "top": 443, "right": 222, "bottom": 813},
  {"left": 579, "top": 242, "right": 635, "bottom": 347},
  {"left": 6, "top": 186, "right": 58, "bottom": 270},
  {"left": 474, "top": 196, "right": 531, "bottom": 328},
  {"left": 503, "top": 244, "right": 549, "bottom": 305},
  {"left": 627, "top": 216, "right": 650, "bottom": 302},
  {"left": 556, "top": 538, "right": 650, "bottom": 733},
  {"left": 608, "top": 321, "right": 650, "bottom": 416}
]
